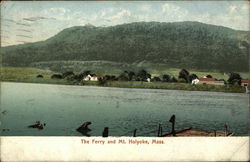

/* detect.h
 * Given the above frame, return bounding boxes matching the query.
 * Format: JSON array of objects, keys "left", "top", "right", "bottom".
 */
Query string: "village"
[{"left": 41, "top": 68, "right": 250, "bottom": 93}]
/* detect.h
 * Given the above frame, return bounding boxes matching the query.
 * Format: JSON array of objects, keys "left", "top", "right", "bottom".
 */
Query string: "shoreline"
[{"left": 0, "top": 79, "right": 246, "bottom": 94}]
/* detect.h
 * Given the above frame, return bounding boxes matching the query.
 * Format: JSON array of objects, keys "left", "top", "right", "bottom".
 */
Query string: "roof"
[
  {"left": 241, "top": 79, "right": 250, "bottom": 83},
  {"left": 198, "top": 78, "right": 216, "bottom": 81}
]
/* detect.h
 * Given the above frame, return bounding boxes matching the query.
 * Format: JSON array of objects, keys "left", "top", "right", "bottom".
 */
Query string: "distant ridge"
[{"left": 1, "top": 21, "right": 249, "bottom": 72}]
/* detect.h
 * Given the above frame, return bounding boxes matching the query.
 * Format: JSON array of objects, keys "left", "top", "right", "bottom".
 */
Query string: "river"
[{"left": 0, "top": 82, "right": 249, "bottom": 136}]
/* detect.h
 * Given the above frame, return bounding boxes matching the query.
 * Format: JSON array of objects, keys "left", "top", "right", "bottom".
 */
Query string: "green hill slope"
[{"left": 1, "top": 21, "right": 249, "bottom": 72}]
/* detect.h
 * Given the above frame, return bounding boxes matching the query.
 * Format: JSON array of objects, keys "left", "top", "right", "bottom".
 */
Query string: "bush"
[{"left": 51, "top": 74, "right": 63, "bottom": 79}]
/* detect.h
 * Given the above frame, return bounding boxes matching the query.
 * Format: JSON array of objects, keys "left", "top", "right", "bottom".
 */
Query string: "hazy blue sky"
[{"left": 1, "top": 1, "right": 249, "bottom": 46}]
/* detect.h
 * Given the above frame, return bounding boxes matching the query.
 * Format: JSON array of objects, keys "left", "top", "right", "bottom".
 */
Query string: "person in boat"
[{"left": 76, "top": 122, "right": 92, "bottom": 133}]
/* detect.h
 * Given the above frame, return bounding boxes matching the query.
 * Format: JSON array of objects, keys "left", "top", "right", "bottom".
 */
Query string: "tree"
[
  {"left": 104, "top": 75, "right": 117, "bottom": 81},
  {"left": 136, "top": 69, "right": 151, "bottom": 81},
  {"left": 82, "top": 70, "right": 91, "bottom": 77},
  {"left": 206, "top": 75, "right": 213, "bottom": 78},
  {"left": 152, "top": 77, "right": 161, "bottom": 82},
  {"left": 98, "top": 77, "right": 107, "bottom": 85},
  {"left": 111, "top": 75, "right": 117, "bottom": 81},
  {"left": 118, "top": 71, "right": 134, "bottom": 81},
  {"left": 36, "top": 74, "right": 43, "bottom": 78},
  {"left": 128, "top": 71, "right": 136, "bottom": 81},
  {"left": 76, "top": 70, "right": 91, "bottom": 80},
  {"left": 228, "top": 73, "right": 242, "bottom": 86},
  {"left": 104, "top": 75, "right": 111, "bottom": 81},
  {"left": 118, "top": 73, "right": 129, "bottom": 81},
  {"left": 162, "top": 74, "right": 171, "bottom": 82},
  {"left": 171, "top": 77, "right": 178, "bottom": 82},
  {"left": 178, "top": 69, "right": 190, "bottom": 83},
  {"left": 72, "top": 70, "right": 91, "bottom": 81},
  {"left": 189, "top": 73, "right": 198, "bottom": 81},
  {"left": 51, "top": 74, "right": 62, "bottom": 79},
  {"left": 62, "top": 71, "right": 75, "bottom": 79}
]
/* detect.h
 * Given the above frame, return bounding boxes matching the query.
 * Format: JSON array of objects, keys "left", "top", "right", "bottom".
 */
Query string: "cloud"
[
  {"left": 99, "top": 8, "right": 115, "bottom": 17},
  {"left": 109, "top": 9, "right": 132, "bottom": 20},
  {"left": 41, "top": 7, "right": 71, "bottom": 21},
  {"left": 49, "top": 7, "right": 71, "bottom": 14},
  {"left": 217, "top": 4, "right": 249, "bottom": 30},
  {"left": 189, "top": 4, "right": 248, "bottom": 31},
  {"left": 229, "top": 4, "right": 249, "bottom": 14},
  {"left": 160, "top": 3, "right": 188, "bottom": 20},
  {"left": 240, "top": 5, "right": 248, "bottom": 12},
  {"left": 23, "top": 16, "right": 57, "bottom": 22},
  {"left": 228, "top": 5, "right": 238, "bottom": 14},
  {"left": 162, "top": 3, "right": 181, "bottom": 13},
  {"left": 139, "top": 5, "right": 151, "bottom": 12}
]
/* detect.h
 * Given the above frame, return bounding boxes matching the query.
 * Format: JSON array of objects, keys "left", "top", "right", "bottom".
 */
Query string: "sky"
[{"left": 1, "top": 1, "right": 249, "bottom": 46}]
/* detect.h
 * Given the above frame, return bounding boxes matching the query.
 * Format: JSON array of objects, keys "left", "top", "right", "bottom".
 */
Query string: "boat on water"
[{"left": 162, "top": 127, "right": 234, "bottom": 137}]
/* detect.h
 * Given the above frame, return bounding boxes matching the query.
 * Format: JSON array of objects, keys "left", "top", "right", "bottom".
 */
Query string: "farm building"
[
  {"left": 192, "top": 78, "right": 224, "bottom": 85},
  {"left": 241, "top": 79, "right": 250, "bottom": 87},
  {"left": 83, "top": 74, "right": 98, "bottom": 81}
]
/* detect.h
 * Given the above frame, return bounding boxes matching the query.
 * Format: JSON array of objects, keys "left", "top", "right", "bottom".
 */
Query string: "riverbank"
[
  {"left": 0, "top": 67, "right": 247, "bottom": 93},
  {"left": 0, "top": 78, "right": 246, "bottom": 93},
  {"left": 103, "top": 81, "right": 246, "bottom": 93}
]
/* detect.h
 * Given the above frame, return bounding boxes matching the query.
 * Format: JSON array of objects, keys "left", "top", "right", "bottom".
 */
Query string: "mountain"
[{"left": 1, "top": 21, "right": 249, "bottom": 72}]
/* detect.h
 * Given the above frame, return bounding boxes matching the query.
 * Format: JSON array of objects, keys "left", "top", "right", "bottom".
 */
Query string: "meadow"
[{"left": 0, "top": 67, "right": 69, "bottom": 85}]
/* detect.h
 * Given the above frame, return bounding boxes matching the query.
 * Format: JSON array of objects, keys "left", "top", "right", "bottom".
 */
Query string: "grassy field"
[
  {"left": 0, "top": 67, "right": 247, "bottom": 93},
  {"left": 0, "top": 67, "right": 70, "bottom": 85},
  {"left": 0, "top": 67, "right": 54, "bottom": 80}
]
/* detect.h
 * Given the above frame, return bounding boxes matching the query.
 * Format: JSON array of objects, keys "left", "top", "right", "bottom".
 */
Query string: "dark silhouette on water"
[
  {"left": 2, "top": 129, "right": 10, "bottom": 132},
  {"left": 157, "top": 124, "right": 163, "bottom": 137},
  {"left": 133, "top": 129, "right": 137, "bottom": 137},
  {"left": 169, "top": 115, "right": 176, "bottom": 136},
  {"left": 28, "top": 121, "right": 45, "bottom": 130},
  {"left": 102, "top": 127, "right": 109, "bottom": 137},
  {"left": 1, "top": 110, "right": 7, "bottom": 115},
  {"left": 224, "top": 124, "right": 228, "bottom": 136},
  {"left": 76, "top": 122, "right": 92, "bottom": 136}
]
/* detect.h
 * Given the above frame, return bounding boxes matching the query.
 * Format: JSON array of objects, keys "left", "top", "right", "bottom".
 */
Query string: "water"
[{"left": 0, "top": 82, "right": 249, "bottom": 136}]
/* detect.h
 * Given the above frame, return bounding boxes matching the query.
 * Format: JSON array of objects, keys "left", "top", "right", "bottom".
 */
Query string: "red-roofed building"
[
  {"left": 192, "top": 78, "right": 224, "bottom": 85},
  {"left": 241, "top": 79, "right": 250, "bottom": 87},
  {"left": 198, "top": 78, "right": 216, "bottom": 82}
]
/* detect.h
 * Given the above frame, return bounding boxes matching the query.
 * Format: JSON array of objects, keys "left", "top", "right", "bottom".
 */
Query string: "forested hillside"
[{"left": 1, "top": 21, "right": 249, "bottom": 72}]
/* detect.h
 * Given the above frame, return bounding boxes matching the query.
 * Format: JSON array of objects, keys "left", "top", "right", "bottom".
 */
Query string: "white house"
[
  {"left": 147, "top": 78, "right": 151, "bottom": 82},
  {"left": 192, "top": 78, "right": 200, "bottom": 85},
  {"left": 83, "top": 74, "right": 98, "bottom": 81}
]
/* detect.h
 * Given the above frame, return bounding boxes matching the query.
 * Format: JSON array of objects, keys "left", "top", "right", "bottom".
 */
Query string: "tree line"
[{"left": 45, "top": 68, "right": 244, "bottom": 86}]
